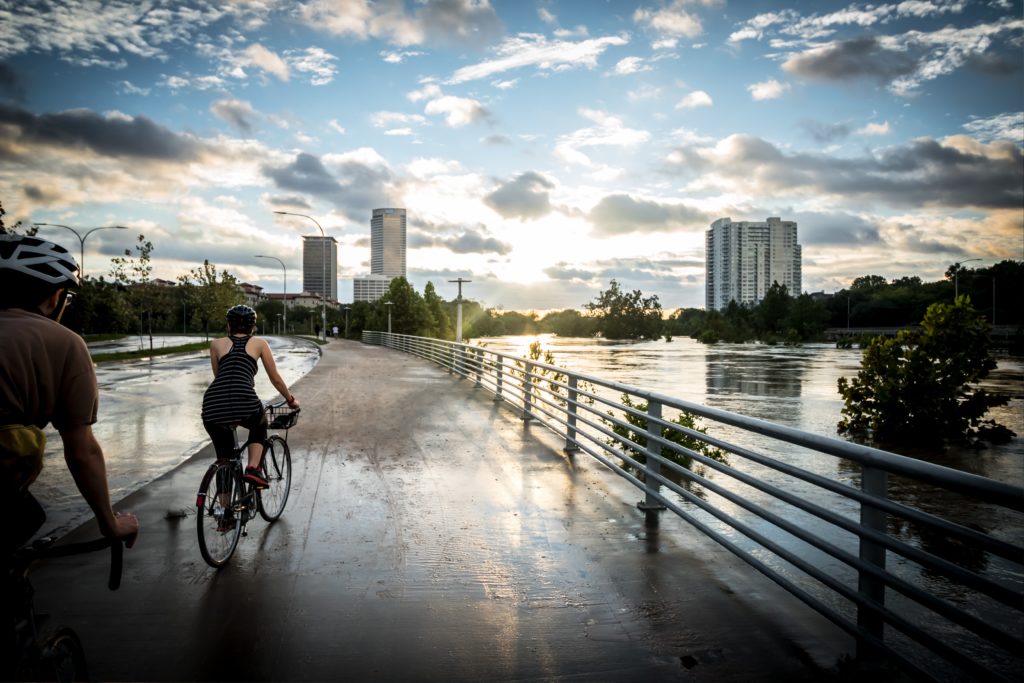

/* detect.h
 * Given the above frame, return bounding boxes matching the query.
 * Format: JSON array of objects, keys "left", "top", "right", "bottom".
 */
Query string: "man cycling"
[{"left": 0, "top": 234, "right": 139, "bottom": 554}]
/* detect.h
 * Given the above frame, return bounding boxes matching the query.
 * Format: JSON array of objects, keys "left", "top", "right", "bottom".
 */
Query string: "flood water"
[
  {"left": 474, "top": 334, "right": 1023, "bottom": 678},
  {"left": 31, "top": 335, "right": 320, "bottom": 538}
]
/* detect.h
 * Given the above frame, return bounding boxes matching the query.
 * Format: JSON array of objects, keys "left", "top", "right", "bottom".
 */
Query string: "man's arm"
[{"left": 60, "top": 424, "right": 139, "bottom": 547}]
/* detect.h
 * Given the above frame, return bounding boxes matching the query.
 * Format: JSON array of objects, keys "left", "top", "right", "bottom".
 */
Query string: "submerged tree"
[{"left": 837, "top": 296, "right": 1014, "bottom": 448}]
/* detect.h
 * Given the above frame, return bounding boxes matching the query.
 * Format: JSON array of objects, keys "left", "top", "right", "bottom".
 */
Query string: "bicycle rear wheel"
[
  {"left": 35, "top": 626, "right": 88, "bottom": 682},
  {"left": 197, "top": 460, "right": 244, "bottom": 567},
  {"left": 257, "top": 435, "right": 292, "bottom": 521}
]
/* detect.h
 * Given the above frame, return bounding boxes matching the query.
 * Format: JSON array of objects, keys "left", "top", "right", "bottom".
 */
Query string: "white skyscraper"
[
  {"left": 371, "top": 208, "right": 406, "bottom": 277},
  {"left": 354, "top": 207, "right": 407, "bottom": 302},
  {"left": 705, "top": 217, "right": 801, "bottom": 311}
]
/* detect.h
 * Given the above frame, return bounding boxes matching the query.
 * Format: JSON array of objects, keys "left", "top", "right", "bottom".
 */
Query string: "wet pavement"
[{"left": 30, "top": 339, "right": 852, "bottom": 682}]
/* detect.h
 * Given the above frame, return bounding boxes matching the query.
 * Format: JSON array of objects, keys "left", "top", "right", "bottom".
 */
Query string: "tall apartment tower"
[
  {"left": 705, "top": 217, "right": 801, "bottom": 311},
  {"left": 302, "top": 235, "right": 339, "bottom": 302},
  {"left": 371, "top": 208, "right": 407, "bottom": 277}
]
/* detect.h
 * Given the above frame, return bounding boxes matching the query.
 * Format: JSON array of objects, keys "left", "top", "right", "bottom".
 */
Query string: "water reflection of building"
[
  {"left": 704, "top": 350, "right": 805, "bottom": 400},
  {"left": 705, "top": 217, "right": 802, "bottom": 311}
]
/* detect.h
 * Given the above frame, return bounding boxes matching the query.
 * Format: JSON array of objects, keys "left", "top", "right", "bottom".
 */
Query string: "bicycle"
[
  {"left": 195, "top": 400, "right": 299, "bottom": 568},
  {"left": 2, "top": 535, "right": 123, "bottom": 682}
]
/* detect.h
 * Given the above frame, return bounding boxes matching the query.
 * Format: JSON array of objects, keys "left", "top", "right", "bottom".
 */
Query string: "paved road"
[{"left": 32, "top": 339, "right": 852, "bottom": 681}]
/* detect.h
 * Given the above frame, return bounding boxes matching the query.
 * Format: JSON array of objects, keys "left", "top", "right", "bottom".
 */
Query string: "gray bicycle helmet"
[
  {"left": 0, "top": 234, "right": 80, "bottom": 287},
  {"left": 227, "top": 304, "right": 257, "bottom": 328}
]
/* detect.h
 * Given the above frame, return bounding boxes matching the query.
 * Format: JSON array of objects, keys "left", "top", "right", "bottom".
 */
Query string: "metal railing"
[{"left": 363, "top": 331, "right": 1024, "bottom": 681}]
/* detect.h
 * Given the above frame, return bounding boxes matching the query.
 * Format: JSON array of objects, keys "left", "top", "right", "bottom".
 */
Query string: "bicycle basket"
[{"left": 267, "top": 405, "right": 299, "bottom": 429}]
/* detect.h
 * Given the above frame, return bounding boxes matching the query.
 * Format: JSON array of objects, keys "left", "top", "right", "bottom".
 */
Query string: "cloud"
[
  {"left": 666, "top": 132, "right": 1024, "bottom": 210},
  {"left": 447, "top": 33, "right": 628, "bottom": 84},
  {"left": 555, "top": 108, "right": 650, "bottom": 166},
  {"left": 380, "top": 49, "right": 425, "bottom": 64},
  {"left": 783, "top": 37, "right": 918, "bottom": 83},
  {"left": 211, "top": 99, "right": 257, "bottom": 133},
  {"left": 747, "top": 79, "right": 790, "bottom": 100},
  {"left": 298, "top": 0, "right": 502, "bottom": 48},
  {"left": 962, "top": 112, "right": 1023, "bottom": 144},
  {"left": 0, "top": 62, "right": 25, "bottom": 101},
  {"left": 371, "top": 111, "right": 427, "bottom": 128},
  {"left": 611, "top": 57, "right": 652, "bottom": 75},
  {"left": 329, "top": 119, "right": 347, "bottom": 135},
  {"left": 800, "top": 119, "right": 851, "bottom": 143},
  {"left": 484, "top": 171, "right": 555, "bottom": 220},
  {"left": 788, "top": 210, "right": 882, "bottom": 245},
  {"left": 413, "top": 226, "right": 513, "bottom": 255},
  {"left": 676, "top": 90, "right": 712, "bottom": 108},
  {"left": 588, "top": 194, "right": 708, "bottom": 235},
  {"left": 0, "top": 104, "right": 201, "bottom": 160},
  {"left": 285, "top": 47, "right": 338, "bottom": 86},
  {"left": 244, "top": 44, "right": 290, "bottom": 81},
  {"left": 408, "top": 84, "right": 489, "bottom": 127},
  {"left": 857, "top": 121, "right": 891, "bottom": 135},
  {"left": 262, "top": 148, "right": 394, "bottom": 220},
  {"left": 634, "top": 1, "right": 709, "bottom": 39}
]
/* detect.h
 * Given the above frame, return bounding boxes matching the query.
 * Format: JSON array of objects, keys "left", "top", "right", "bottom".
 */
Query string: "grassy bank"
[{"left": 91, "top": 341, "right": 209, "bottom": 363}]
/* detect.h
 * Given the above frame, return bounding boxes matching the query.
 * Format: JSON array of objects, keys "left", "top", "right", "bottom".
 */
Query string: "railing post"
[
  {"left": 475, "top": 347, "right": 482, "bottom": 388},
  {"left": 637, "top": 400, "right": 666, "bottom": 523},
  {"left": 494, "top": 356, "right": 503, "bottom": 401},
  {"left": 857, "top": 465, "right": 888, "bottom": 660},
  {"left": 564, "top": 376, "right": 579, "bottom": 452},
  {"left": 448, "top": 345, "right": 454, "bottom": 374},
  {"left": 523, "top": 361, "right": 533, "bottom": 421}
]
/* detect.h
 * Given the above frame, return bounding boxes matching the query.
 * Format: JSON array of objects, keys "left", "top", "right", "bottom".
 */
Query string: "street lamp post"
[
  {"left": 448, "top": 277, "right": 472, "bottom": 343},
  {"left": 384, "top": 301, "right": 393, "bottom": 334},
  {"left": 255, "top": 255, "right": 287, "bottom": 334},
  {"left": 273, "top": 211, "right": 329, "bottom": 342},
  {"left": 952, "top": 259, "right": 982, "bottom": 299},
  {"left": 34, "top": 223, "right": 129, "bottom": 278},
  {"left": 343, "top": 306, "right": 350, "bottom": 339}
]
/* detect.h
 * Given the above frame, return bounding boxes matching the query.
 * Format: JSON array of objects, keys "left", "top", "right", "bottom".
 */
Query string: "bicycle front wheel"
[
  {"left": 35, "top": 626, "right": 88, "bottom": 682},
  {"left": 197, "top": 460, "right": 244, "bottom": 567},
  {"left": 258, "top": 435, "right": 292, "bottom": 521}
]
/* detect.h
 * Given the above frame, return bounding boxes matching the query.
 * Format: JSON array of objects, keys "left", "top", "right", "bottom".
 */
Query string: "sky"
[{"left": 1, "top": 0, "right": 1021, "bottom": 311}]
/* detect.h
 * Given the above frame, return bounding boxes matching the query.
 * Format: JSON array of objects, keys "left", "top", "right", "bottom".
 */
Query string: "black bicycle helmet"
[
  {"left": 227, "top": 304, "right": 257, "bottom": 329},
  {"left": 0, "top": 234, "right": 80, "bottom": 287}
]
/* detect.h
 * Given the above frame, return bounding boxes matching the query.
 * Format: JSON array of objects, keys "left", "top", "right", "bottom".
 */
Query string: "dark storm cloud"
[
  {"left": 800, "top": 119, "right": 851, "bottom": 143},
  {"left": 789, "top": 211, "right": 881, "bottom": 245},
  {"left": 410, "top": 225, "right": 512, "bottom": 255},
  {"left": 588, "top": 194, "right": 708, "bottom": 235},
  {"left": 668, "top": 134, "right": 1023, "bottom": 210},
  {"left": 783, "top": 37, "right": 918, "bottom": 83},
  {"left": 0, "top": 103, "right": 201, "bottom": 159},
  {"left": 211, "top": 99, "right": 255, "bottom": 133},
  {"left": 484, "top": 171, "right": 554, "bottom": 220},
  {"left": 266, "top": 194, "right": 312, "bottom": 210},
  {"left": 262, "top": 152, "right": 393, "bottom": 221},
  {"left": 420, "top": 0, "right": 504, "bottom": 48},
  {"left": 0, "top": 63, "right": 25, "bottom": 101}
]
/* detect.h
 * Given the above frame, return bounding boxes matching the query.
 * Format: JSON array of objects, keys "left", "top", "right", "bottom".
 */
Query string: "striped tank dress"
[{"left": 201, "top": 335, "right": 262, "bottom": 424}]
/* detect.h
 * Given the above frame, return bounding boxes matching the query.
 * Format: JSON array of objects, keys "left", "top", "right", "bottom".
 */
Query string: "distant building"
[
  {"left": 706, "top": 217, "right": 802, "bottom": 311},
  {"left": 353, "top": 207, "right": 407, "bottom": 302},
  {"left": 303, "top": 235, "right": 338, "bottom": 302},
  {"left": 353, "top": 274, "right": 393, "bottom": 303},
  {"left": 371, "top": 208, "right": 406, "bottom": 278},
  {"left": 237, "top": 282, "right": 264, "bottom": 308},
  {"left": 266, "top": 291, "right": 323, "bottom": 308}
]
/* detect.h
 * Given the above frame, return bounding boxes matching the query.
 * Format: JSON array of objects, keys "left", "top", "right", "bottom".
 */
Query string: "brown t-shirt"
[{"left": 0, "top": 308, "right": 98, "bottom": 431}]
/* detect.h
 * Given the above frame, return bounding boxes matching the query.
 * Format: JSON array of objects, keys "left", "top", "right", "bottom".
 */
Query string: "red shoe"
[{"left": 244, "top": 466, "right": 269, "bottom": 488}]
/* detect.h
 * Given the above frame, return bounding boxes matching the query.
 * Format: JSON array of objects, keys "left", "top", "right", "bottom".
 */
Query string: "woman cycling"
[{"left": 201, "top": 305, "right": 299, "bottom": 486}]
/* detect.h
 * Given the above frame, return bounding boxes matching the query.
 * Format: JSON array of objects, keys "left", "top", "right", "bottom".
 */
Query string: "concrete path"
[{"left": 31, "top": 339, "right": 851, "bottom": 682}]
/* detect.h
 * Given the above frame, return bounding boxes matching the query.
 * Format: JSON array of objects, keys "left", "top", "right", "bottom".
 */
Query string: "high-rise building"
[
  {"left": 353, "top": 274, "right": 392, "bottom": 303},
  {"left": 705, "top": 217, "right": 801, "bottom": 311},
  {"left": 302, "top": 235, "right": 338, "bottom": 302},
  {"left": 371, "top": 208, "right": 406, "bottom": 278}
]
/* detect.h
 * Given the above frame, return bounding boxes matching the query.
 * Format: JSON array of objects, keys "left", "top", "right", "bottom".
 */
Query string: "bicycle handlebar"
[{"left": 21, "top": 537, "right": 124, "bottom": 591}]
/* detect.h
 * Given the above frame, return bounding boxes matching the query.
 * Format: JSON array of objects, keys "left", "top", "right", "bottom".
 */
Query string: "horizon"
[{"left": 1, "top": 0, "right": 1021, "bottom": 311}]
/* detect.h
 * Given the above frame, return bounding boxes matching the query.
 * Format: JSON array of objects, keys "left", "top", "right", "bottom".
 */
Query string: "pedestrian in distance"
[{"left": 201, "top": 305, "right": 299, "bottom": 487}]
